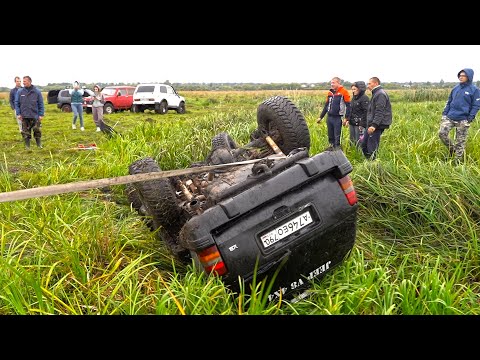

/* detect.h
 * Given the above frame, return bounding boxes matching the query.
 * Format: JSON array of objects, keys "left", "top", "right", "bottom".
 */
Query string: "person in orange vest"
[{"left": 317, "top": 76, "right": 351, "bottom": 151}]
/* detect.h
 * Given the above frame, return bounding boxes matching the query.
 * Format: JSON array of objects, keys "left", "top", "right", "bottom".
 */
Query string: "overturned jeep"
[{"left": 127, "top": 95, "right": 358, "bottom": 301}]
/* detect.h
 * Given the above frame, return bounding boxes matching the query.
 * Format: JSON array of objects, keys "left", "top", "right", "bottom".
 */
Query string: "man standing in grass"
[
  {"left": 14, "top": 75, "right": 44, "bottom": 149},
  {"left": 317, "top": 76, "right": 351, "bottom": 151},
  {"left": 361, "top": 77, "right": 392, "bottom": 160},
  {"left": 439, "top": 68, "right": 480, "bottom": 162},
  {"left": 9, "top": 76, "right": 23, "bottom": 133}
]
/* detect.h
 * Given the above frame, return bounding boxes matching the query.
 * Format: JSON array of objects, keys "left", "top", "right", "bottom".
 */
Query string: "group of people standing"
[
  {"left": 9, "top": 77, "right": 106, "bottom": 150},
  {"left": 317, "top": 68, "right": 479, "bottom": 162},
  {"left": 9, "top": 75, "right": 44, "bottom": 149},
  {"left": 7, "top": 69, "right": 480, "bottom": 159},
  {"left": 317, "top": 76, "right": 391, "bottom": 160},
  {"left": 69, "top": 81, "right": 105, "bottom": 132}
]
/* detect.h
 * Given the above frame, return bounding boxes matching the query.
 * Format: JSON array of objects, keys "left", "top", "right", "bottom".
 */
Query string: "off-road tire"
[
  {"left": 61, "top": 104, "right": 72, "bottom": 113},
  {"left": 128, "top": 157, "right": 190, "bottom": 260},
  {"left": 104, "top": 103, "right": 114, "bottom": 114},
  {"left": 126, "top": 183, "right": 152, "bottom": 228},
  {"left": 176, "top": 102, "right": 186, "bottom": 114},
  {"left": 155, "top": 101, "right": 168, "bottom": 115},
  {"left": 126, "top": 183, "right": 143, "bottom": 213},
  {"left": 211, "top": 132, "right": 237, "bottom": 151},
  {"left": 206, "top": 132, "right": 237, "bottom": 165},
  {"left": 256, "top": 95, "right": 310, "bottom": 155}
]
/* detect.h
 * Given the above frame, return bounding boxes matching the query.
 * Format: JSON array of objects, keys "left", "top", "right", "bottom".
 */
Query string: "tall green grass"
[{"left": 0, "top": 90, "right": 479, "bottom": 315}]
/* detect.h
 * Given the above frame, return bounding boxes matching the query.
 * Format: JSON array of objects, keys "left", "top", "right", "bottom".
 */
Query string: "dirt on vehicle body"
[{"left": 127, "top": 95, "right": 358, "bottom": 301}]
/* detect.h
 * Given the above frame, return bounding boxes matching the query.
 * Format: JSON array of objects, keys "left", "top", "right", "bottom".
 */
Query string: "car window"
[
  {"left": 60, "top": 90, "right": 70, "bottom": 97},
  {"left": 159, "top": 86, "right": 167, "bottom": 94},
  {"left": 137, "top": 86, "right": 155, "bottom": 93},
  {"left": 102, "top": 88, "right": 116, "bottom": 96},
  {"left": 127, "top": 88, "right": 135, "bottom": 95}
]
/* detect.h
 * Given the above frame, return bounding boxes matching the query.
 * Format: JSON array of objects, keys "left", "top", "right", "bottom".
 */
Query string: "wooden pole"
[{"left": 0, "top": 156, "right": 286, "bottom": 203}]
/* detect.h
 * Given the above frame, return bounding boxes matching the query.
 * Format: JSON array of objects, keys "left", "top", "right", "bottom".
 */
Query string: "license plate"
[{"left": 260, "top": 210, "right": 313, "bottom": 248}]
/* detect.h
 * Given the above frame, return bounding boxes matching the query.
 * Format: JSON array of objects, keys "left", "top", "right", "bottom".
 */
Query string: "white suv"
[{"left": 132, "top": 83, "right": 186, "bottom": 114}]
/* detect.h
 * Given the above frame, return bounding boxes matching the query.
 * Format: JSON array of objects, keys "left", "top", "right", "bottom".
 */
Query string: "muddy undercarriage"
[
  {"left": 125, "top": 95, "right": 358, "bottom": 301},
  {"left": 127, "top": 95, "right": 311, "bottom": 260}
]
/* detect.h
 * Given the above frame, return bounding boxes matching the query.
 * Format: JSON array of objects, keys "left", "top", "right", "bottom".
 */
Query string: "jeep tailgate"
[{"left": 180, "top": 150, "right": 358, "bottom": 301}]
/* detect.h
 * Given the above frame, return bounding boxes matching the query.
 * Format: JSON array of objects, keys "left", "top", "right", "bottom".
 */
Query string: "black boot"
[
  {"left": 36, "top": 138, "right": 42, "bottom": 148},
  {"left": 25, "top": 138, "right": 31, "bottom": 149}
]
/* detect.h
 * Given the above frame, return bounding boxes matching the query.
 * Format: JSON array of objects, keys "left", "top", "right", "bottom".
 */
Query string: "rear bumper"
[{"left": 180, "top": 150, "right": 358, "bottom": 301}]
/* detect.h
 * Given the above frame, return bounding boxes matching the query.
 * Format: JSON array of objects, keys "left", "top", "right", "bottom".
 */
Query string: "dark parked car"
[
  {"left": 126, "top": 96, "right": 358, "bottom": 302},
  {"left": 47, "top": 88, "right": 94, "bottom": 113}
]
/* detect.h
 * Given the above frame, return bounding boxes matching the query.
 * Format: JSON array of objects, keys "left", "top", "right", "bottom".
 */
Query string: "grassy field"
[{"left": 0, "top": 89, "right": 479, "bottom": 315}]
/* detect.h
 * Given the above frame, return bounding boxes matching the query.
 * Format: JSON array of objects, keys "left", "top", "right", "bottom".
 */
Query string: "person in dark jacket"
[
  {"left": 439, "top": 68, "right": 480, "bottom": 162},
  {"left": 343, "top": 81, "right": 369, "bottom": 148},
  {"left": 14, "top": 76, "right": 45, "bottom": 149},
  {"left": 317, "top": 76, "right": 351, "bottom": 150},
  {"left": 361, "top": 77, "right": 392, "bottom": 160},
  {"left": 9, "top": 76, "right": 23, "bottom": 133}
]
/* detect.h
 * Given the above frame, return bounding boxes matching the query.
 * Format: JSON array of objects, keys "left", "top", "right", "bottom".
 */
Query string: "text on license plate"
[{"left": 260, "top": 210, "right": 313, "bottom": 248}]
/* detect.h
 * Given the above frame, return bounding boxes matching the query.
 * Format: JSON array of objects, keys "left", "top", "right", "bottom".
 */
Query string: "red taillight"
[
  {"left": 196, "top": 245, "right": 227, "bottom": 276},
  {"left": 338, "top": 175, "right": 358, "bottom": 205}
]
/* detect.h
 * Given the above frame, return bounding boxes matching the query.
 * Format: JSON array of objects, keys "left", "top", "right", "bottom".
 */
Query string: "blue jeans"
[
  {"left": 349, "top": 124, "right": 362, "bottom": 146},
  {"left": 72, "top": 103, "right": 84, "bottom": 127}
]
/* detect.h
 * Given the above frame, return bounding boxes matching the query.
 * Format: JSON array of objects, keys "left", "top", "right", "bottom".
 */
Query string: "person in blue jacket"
[
  {"left": 439, "top": 68, "right": 480, "bottom": 162},
  {"left": 14, "top": 75, "right": 45, "bottom": 149}
]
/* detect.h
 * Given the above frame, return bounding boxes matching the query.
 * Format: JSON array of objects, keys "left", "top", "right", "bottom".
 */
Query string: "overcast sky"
[{"left": 1, "top": 45, "right": 479, "bottom": 88}]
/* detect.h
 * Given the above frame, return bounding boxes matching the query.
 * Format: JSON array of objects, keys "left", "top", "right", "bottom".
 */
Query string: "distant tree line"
[{"left": 3, "top": 80, "right": 479, "bottom": 93}]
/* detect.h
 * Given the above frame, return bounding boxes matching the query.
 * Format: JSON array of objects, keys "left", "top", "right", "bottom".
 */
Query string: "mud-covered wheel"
[
  {"left": 206, "top": 132, "right": 237, "bottom": 165},
  {"left": 126, "top": 183, "right": 143, "bottom": 213},
  {"left": 176, "top": 102, "right": 186, "bottom": 114},
  {"left": 126, "top": 183, "right": 151, "bottom": 228},
  {"left": 256, "top": 95, "right": 310, "bottom": 155},
  {"left": 61, "top": 104, "right": 72, "bottom": 113},
  {"left": 155, "top": 101, "right": 168, "bottom": 114},
  {"left": 128, "top": 157, "right": 190, "bottom": 261},
  {"left": 211, "top": 132, "right": 237, "bottom": 151}
]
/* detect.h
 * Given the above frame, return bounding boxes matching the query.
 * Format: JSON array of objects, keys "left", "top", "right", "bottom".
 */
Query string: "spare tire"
[
  {"left": 128, "top": 157, "right": 190, "bottom": 260},
  {"left": 257, "top": 95, "right": 310, "bottom": 155}
]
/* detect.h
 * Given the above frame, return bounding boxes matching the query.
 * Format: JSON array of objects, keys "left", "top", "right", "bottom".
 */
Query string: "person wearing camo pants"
[{"left": 439, "top": 68, "right": 480, "bottom": 162}]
